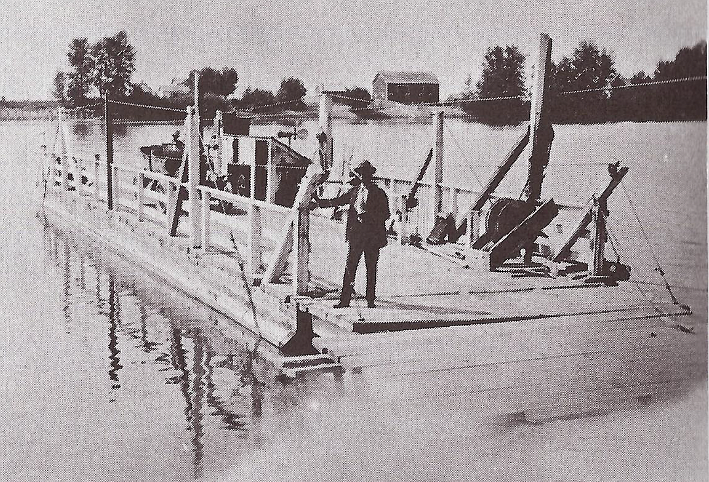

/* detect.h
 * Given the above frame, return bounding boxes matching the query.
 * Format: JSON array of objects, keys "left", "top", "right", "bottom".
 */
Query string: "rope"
[
  {"left": 605, "top": 220, "right": 689, "bottom": 325},
  {"left": 63, "top": 102, "right": 103, "bottom": 113},
  {"left": 560, "top": 75, "right": 706, "bottom": 95},
  {"left": 330, "top": 93, "right": 371, "bottom": 104},
  {"left": 111, "top": 119, "right": 185, "bottom": 126},
  {"left": 616, "top": 183, "right": 684, "bottom": 308},
  {"left": 107, "top": 99, "right": 187, "bottom": 113},
  {"left": 232, "top": 97, "right": 306, "bottom": 113},
  {"left": 423, "top": 94, "right": 527, "bottom": 106}
]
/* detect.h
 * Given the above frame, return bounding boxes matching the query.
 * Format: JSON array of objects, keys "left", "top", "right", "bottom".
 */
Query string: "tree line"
[
  {"left": 53, "top": 31, "right": 335, "bottom": 120},
  {"left": 457, "top": 40, "right": 706, "bottom": 125}
]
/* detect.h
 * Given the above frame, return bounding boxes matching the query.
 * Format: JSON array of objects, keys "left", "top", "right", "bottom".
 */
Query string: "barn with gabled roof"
[{"left": 372, "top": 71, "right": 439, "bottom": 104}]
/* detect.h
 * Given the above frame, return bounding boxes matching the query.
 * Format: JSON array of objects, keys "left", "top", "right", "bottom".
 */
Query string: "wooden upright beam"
[
  {"left": 189, "top": 104, "right": 202, "bottom": 248},
  {"left": 104, "top": 93, "right": 114, "bottom": 210},
  {"left": 318, "top": 93, "right": 333, "bottom": 170},
  {"left": 525, "top": 33, "right": 553, "bottom": 205},
  {"left": 432, "top": 111, "right": 444, "bottom": 222},
  {"left": 169, "top": 113, "right": 191, "bottom": 237}
]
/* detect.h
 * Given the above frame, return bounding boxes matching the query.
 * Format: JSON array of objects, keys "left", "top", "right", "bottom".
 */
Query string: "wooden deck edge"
[{"left": 39, "top": 196, "right": 306, "bottom": 353}]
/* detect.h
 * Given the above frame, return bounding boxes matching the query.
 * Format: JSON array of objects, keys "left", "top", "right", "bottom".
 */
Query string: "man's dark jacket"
[{"left": 320, "top": 183, "right": 390, "bottom": 248}]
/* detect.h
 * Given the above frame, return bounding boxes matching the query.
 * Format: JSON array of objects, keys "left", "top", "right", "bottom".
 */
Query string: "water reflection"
[
  {"left": 41, "top": 220, "right": 284, "bottom": 479},
  {"left": 107, "top": 276, "right": 122, "bottom": 391}
]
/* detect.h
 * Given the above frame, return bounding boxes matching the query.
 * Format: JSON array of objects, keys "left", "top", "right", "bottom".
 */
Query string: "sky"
[{"left": 0, "top": 0, "right": 706, "bottom": 100}]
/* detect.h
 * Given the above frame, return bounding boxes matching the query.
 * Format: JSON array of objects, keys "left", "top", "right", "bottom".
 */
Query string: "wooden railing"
[
  {"left": 44, "top": 150, "right": 314, "bottom": 294},
  {"left": 372, "top": 174, "right": 585, "bottom": 245}
]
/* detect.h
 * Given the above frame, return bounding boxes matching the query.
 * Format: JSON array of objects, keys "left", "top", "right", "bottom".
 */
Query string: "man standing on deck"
[{"left": 313, "top": 160, "right": 389, "bottom": 308}]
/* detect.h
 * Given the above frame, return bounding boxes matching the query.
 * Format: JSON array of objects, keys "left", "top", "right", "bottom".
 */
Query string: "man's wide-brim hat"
[{"left": 353, "top": 160, "right": 376, "bottom": 176}]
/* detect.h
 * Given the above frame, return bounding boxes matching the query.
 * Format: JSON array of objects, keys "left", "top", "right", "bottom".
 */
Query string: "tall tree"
[
  {"left": 188, "top": 67, "right": 239, "bottom": 97},
  {"left": 66, "top": 38, "right": 92, "bottom": 106},
  {"left": 551, "top": 41, "right": 617, "bottom": 94},
  {"left": 476, "top": 45, "right": 526, "bottom": 98},
  {"left": 463, "top": 45, "right": 527, "bottom": 125},
  {"left": 275, "top": 77, "right": 307, "bottom": 109},
  {"left": 654, "top": 41, "right": 707, "bottom": 80},
  {"left": 235, "top": 87, "right": 276, "bottom": 110},
  {"left": 92, "top": 30, "right": 136, "bottom": 98}
]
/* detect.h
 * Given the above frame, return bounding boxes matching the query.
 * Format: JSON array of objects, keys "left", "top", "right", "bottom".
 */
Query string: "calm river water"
[{"left": 0, "top": 118, "right": 706, "bottom": 481}]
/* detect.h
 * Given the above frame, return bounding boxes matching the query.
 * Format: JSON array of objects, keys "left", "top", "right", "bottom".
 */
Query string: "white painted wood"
[
  {"left": 112, "top": 165, "right": 119, "bottom": 208},
  {"left": 166, "top": 180, "right": 177, "bottom": 230},
  {"left": 189, "top": 106, "right": 202, "bottom": 248},
  {"left": 318, "top": 93, "right": 333, "bottom": 170},
  {"left": 202, "top": 190, "right": 211, "bottom": 251},
  {"left": 137, "top": 172, "right": 145, "bottom": 221},
  {"left": 432, "top": 110, "right": 444, "bottom": 225},
  {"left": 249, "top": 204, "right": 262, "bottom": 274}
]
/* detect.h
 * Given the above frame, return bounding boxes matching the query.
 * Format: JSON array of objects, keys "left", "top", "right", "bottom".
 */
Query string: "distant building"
[
  {"left": 157, "top": 79, "right": 190, "bottom": 98},
  {"left": 372, "top": 71, "right": 439, "bottom": 104}
]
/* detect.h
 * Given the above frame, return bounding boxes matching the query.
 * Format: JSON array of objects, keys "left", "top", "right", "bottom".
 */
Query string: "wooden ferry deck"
[{"left": 40, "top": 191, "right": 703, "bottom": 422}]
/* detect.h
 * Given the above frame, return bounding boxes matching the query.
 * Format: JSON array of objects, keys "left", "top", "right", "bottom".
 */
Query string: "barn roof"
[{"left": 373, "top": 71, "right": 439, "bottom": 84}]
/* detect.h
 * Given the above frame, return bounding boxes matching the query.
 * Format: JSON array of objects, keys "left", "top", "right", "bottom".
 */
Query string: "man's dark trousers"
[{"left": 339, "top": 222, "right": 379, "bottom": 306}]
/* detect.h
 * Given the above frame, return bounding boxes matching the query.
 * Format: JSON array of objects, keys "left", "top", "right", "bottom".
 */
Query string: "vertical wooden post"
[
  {"left": 266, "top": 139, "right": 277, "bottom": 203},
  {"left": 398, "top": 194, "right": 408, "bottom": 245},
  {"left": 201, "top": 190, "right": 211, "bottom": 251},
  {"left": 112, "top": 165, "right": 119, "bottom": 209},
  {"left": 94, "top": 155, "right": 100, "bottom": 200},
  {"left": 189, "top": 105, "right": 202, "bottom": 248},
  {"left": 525, "top": 33, "right": 553, "bottom": 205},
  {"left": 249, "top": 203, "right": 262, "bottom": 275},
  {"left": 249, "top": 151, "right": 262, "bottom": 274},
  {"left": 104, "top": 93, "right": 114, "bottom": 210},
  {"left": 293, "top": 205, "right": 310, "bottom": 296},
  {"left": 468, "top": 209, "right": 480, "bottom": 248},
  {"left": 591, "top": 197, "right": 606, "bottom": 276},
  {"left": 137, "top": 172, "right": 145, "bottom": 221},
  {"left": 432, "top": 110, "right": 444, "bottom": 226},
  {"left": 318, "top": 92, "right": 333, "bottom": 170},
  {"left": 450, "top": 187, "right": 459, "bottom": 221},
  {"left": 166, "top": 180, "right": 177, "bottom": 229},
  {"left": 214, "top": 110, "right": 223, "bottom": 174}
]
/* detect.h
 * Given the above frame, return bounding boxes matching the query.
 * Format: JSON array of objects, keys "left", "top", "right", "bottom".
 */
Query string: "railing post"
[
  {"left": 214, "top": 110, "right": 223, "bottom": 174},
  {"left": 318, "top": 92, "right": 333, "bottom": 170},
  {"left": 201, "top": 189, "right": 211, "bottom": 251},
  {"left": 432, "top": 110, "right": 444, "bottom": 227},
  {"left": 188, "top": 104, "right": 202, "bottom": 248},
  {"left": 249, "top": 155, "right": 262, "bottom": 274},
  {"left": 137, "top": 172, "right": 145, "bottom": 221},
  {"left": 468, "top": 209, "right": 480, "bottom": 248},
  {"left": 249, "top": 203, "right": 262, "bottom": 275},
  {"left": 112, "top": 165, "right": 119, "bottom": 209},
  {"left": 166, "top": 180, "right": 176, "bottom": 231},
  {"left": 104, "top": 93, "right": 114, "bottom": 210},
  {"left": 94, "top": 155, "right": 100, "bottom": 200},
  {"left": 450, "top": 187, "right": 459, "bottom": 221},
  {"left": 591, "top": 197, "right": 605, "bottom": 276},
  {"left": 266, "top": 138, "right": 277, "bottom": 203}
]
